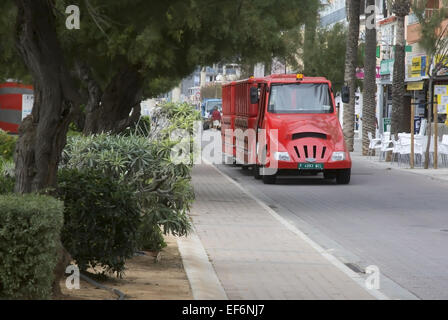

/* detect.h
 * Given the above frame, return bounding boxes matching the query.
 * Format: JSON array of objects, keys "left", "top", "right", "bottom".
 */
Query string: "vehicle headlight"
[
  {"left": 274, "top": 152, "right": 291, "bottom": 161},
  {"left": 331, "top": 152, "right": 346, "bottom": 161}
]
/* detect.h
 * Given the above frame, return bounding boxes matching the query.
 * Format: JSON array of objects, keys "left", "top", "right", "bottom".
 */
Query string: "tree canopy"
[
  {"left": 0, "top": 0, "right": 318, "bottom": 192},
  {"left": 301, "top": 23, "right": 348, "bottom": 92},
  {"left": 2, "top": 0, "right": 311, "bottom": 96}
]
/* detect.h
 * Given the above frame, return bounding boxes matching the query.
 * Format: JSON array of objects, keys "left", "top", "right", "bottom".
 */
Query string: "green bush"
[
  {"left": 62, "top": 133, "right": 194, "bottom": 251},
  {"left": 123, "top": 116, "right": 151, "bottom": 137},
  {"left": 57, "top": 168, "right": 141, "bottom": 276},
  {"left": 0, "top": 129, "right": 17, "bottom": 161},
  {"left": 0, "top": 175, "right": 14, "bottom": 194},
  {"left": 0, "top": 194, "right": 64, "bottom": 300},
  {"left": 0, "top": 158, "right": 15, "bottom": 194},
  {"left": 149, "top": 102, "right": 201, "bottom": 141}
]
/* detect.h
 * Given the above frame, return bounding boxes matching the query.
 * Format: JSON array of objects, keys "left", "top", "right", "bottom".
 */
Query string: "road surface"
[{"left": 202, "top": 132, "right": 448, "bottom": 299}]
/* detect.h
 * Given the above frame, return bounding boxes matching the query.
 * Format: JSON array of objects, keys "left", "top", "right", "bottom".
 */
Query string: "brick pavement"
[{"left": 189, "top": 162, "right": 380, "bottom": 300}]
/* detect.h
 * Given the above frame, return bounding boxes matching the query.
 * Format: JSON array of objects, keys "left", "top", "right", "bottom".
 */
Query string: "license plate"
[{"left": 298, "top": 163, "right": 324, "bottom": 170}]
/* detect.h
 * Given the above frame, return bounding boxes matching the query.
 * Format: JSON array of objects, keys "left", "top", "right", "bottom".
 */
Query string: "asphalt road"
[{"left": 204, "top": 135, "right": 448, "bottom": 299}]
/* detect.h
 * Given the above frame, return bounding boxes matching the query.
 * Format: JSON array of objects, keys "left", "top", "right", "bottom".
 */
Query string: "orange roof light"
[{"left": 296, "top": 74, "right": 304, "bottom": 80}]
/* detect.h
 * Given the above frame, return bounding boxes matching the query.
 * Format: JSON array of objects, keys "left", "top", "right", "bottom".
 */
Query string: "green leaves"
[
  {"left": 0, "top": 194, "right": 64, "bottom": 299},
  {"left": 302, "top": 23, "right": 348, "bottom": 92},
  {"left": 0, "top": 129, "right": 17, "bottom": 162},
  {"left": 60, "top": 102, "right": 197, "bottom": 256},
  {"left": 57, "top": 168, "right": 140, "bottom": 277}
]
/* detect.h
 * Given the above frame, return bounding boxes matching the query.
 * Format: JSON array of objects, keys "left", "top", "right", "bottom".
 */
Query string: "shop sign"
[
  {"left": 435, "top": 55, "right": 448, "bottom": 76},
  {"left": 410, "top": 55, "right": 427, "bottom": 78},
  {"left": 435, "top": 85, "right": 448, "bottom": 114},
  {"left": 380, "top": 59, "right": 394, "bottom": 75},
  {"left": 383, "top": 118, "right": 391, "bottom": 132},
  {"left": 407, "top": 81, "right": 424, "bottom": 91}
]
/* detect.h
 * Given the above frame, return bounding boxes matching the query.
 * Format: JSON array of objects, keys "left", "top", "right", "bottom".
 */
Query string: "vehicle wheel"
[
  {"left": 253, "top": 164, "right": 262, "bottom": 179},
  {"left": 336, "top": 169, "right": 351, "bottom": 185},
  {"left": 262, "top": 172, "right": 277, "bottom": 184}
]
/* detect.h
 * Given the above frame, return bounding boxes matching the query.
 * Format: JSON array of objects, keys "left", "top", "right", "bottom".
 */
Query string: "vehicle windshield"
[
  {"left": 206, "top": 100, "right": 222, "bottom": 112},
  {"left": 268, "top": 83, "right": 333, "bottom": 114}
]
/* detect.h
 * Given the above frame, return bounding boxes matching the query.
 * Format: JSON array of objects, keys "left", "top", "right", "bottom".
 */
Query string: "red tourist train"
[{"left": 221, "top": 74, "right": 351, "bottom": 185}]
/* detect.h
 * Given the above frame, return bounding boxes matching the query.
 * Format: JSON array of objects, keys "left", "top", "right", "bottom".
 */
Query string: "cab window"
[{"left": 268, "top": 83, "right": 333, "bottom": 114}]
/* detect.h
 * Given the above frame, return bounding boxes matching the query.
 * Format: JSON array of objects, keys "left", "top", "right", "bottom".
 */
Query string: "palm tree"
[
  {"left": 390, "top": 0, "right": 411, "bottom": 137},
  {"left": 343, "top": 0, "right": 362, "bottom": 152},
  {"left": 362, "top": 0, "right": 378, "bottom": 156}
]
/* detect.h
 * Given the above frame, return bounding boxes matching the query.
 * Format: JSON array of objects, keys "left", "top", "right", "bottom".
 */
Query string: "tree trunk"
[
  {"left": 362, "top": 0, "right": 377, "bottom": 156},
  {"left": 75, "top": 62, "right": 102, "bottom": 133},
  {"left": 343, "top": 0, "right": 361, "bottom": 152},
  {"left": 424, "top": 77, "right": 434, "bottom": 169},
  {"left": 13, "top": 0, "right": 81, "bottom": 298},
  {"left": 14, "top": 0, "right": 80, "bottom": 193},
  {"left": 83, "top": 66, "right": 143, "bottom": 135},
  {"left": 390, "top": 15, "right": 407, "bottom": 136}
]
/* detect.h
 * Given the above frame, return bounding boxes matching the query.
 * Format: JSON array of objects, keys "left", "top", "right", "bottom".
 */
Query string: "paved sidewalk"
[
  {"left": 189, "top": 162, "right": 383, "bottom": 300},
  {"left": 351, "top": 151, "right": 448, "bottom": 184}
]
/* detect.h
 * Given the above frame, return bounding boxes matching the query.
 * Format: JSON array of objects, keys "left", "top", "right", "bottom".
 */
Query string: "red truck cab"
[{"left": 221, "top": 74, "right": 351, "bottom": 185}]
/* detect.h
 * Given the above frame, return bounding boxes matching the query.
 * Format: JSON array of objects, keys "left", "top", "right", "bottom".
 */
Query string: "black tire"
[
  {"left": 261, "top": 167, "right": 277, "bottom": 184},
  {"left": 336, "top": 169, "right": 351, "bottom": 185},
  {"left": 254, "top": 164, "right": 262, "bottom": 180},
  {"left": 262, "top": 173, "right": 277, "bottom": 184}
]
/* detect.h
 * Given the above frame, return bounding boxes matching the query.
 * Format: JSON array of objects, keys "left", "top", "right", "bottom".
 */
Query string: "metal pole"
[
  {"left": 411, "top": 96, "right": 415, "bottom": 169},
  {"left": 434, "top": 97, "right": 438, "bottom": 169}
]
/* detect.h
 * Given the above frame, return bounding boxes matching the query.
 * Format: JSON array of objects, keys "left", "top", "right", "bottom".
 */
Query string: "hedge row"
[{"left": 0, "top": 194, "right": 64, "bottom": 299}]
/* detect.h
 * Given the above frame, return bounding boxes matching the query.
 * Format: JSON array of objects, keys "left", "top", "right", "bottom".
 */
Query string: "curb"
[{"left": 177, "top": 226, "right": 228, "bottom": 300}]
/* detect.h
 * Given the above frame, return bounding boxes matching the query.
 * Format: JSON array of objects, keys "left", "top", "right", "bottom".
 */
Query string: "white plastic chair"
[
  {"left": 378, "top": 133, "right": 393, "bottom": 161},
  {"left": 368, "top": 132, "right": 382, "bottom": 158},
  {"left": 391, "top": 137, "right": 401, "bottom": 165},
  {"left": 398, "top": 135, "right": 427, "bottom": 167},
  {"left": 398, "top": 136, "right": 411, "bottom": 166},
  {"left": 439, "top": 135, "right": 448, "bottom": 167}
]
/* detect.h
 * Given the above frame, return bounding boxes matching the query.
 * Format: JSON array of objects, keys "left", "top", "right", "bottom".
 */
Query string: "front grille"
[
  {"left": 294, "top": 146, "right": 300, "bottom": 158},
  {"left": 321, "top": 146, "right": 327, "bottom": 159},
  {"left": 295, "top": 145, "right": 327, "bottom": 160}
]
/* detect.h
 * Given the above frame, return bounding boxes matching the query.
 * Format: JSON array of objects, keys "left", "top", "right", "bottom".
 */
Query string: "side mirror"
[
  {"left": 341, "top": 86, "right": 350, "bottom": 103},
  {"left": 250, "top": 87, "right": 259, "bottom": 104}
]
